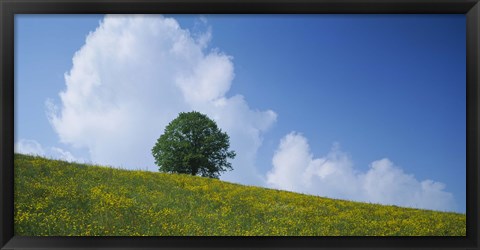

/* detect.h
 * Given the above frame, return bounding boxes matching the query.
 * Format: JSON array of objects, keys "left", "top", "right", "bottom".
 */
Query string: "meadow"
[{"left": 14, "top": 153, "right": 466, "bottom": 236}]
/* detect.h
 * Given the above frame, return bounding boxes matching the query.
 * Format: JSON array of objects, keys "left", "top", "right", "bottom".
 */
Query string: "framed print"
[{"left": 1, "top": 0, "right": 479, "bottom": 249}]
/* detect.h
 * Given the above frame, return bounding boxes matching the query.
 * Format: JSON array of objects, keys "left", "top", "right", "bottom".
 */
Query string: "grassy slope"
[{"left": 14, "top": 153, "right": 466, "bottom": 236}]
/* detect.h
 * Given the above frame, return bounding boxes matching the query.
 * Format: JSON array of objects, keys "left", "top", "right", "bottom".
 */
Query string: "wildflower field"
[{"left": 14, "top": 153, "right": 466, "bottom": 236}]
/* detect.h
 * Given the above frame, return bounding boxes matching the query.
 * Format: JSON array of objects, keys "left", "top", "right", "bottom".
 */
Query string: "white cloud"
[
  {"left": 15, "top": 139, "right": 45, "bottom": 156},
  {"left": 50, "top": 147, "right": 78, "bottom": 162},
  {"left": 47, "top": 15, "right": 276, "bottom": 185},
  {"left": 15, "top": 139, "right": 82, "bottom": 163},
  {"left": 267, "top": 132, "right": 457, "bottom": 212}
]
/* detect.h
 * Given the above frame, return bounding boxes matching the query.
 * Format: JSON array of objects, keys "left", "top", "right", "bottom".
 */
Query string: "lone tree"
[{"left": 152, "top": 111, "right": 236, "bottom": 178}]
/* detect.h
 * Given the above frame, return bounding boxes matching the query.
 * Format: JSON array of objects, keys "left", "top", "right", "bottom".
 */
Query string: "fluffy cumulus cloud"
[
  {"left": 15, "top": 139, "right": 81, "bottom": 162},
  {"left": 267, "top": 132, "right": 457, "bottom": 212},
  {"left": 47, "top": 15, "right": 276, "bottom": 185}
]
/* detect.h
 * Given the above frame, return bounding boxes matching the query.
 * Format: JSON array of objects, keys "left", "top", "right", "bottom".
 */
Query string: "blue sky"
[{"left": 15, "top": 14, "right": 466, "bottom": 213}]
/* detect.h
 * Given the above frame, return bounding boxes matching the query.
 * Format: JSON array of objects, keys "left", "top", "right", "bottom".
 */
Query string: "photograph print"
[{"left": 14, "top": 14, "right": 466, "bottom": 236}]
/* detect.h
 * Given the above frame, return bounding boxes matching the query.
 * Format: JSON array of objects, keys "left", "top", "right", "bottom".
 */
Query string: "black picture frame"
[{"left": 1, "top": 0, "right": 479, "bottom": 249}]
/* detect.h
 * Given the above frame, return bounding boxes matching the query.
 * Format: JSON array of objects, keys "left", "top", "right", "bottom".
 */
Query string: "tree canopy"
[{"left": 152, "top": 111, "right": 236, "bottom": 178}]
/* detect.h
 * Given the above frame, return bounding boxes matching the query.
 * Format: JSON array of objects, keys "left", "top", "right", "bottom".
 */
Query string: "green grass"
[{"left": 14, "top": 153, "right": 466, "bottom": 236}]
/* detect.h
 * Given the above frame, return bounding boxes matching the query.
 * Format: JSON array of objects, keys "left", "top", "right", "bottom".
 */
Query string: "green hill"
[{"left": 14, "top": 153, "right": 466, "bottom": 236}]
